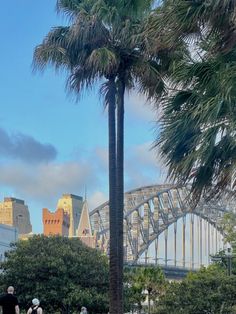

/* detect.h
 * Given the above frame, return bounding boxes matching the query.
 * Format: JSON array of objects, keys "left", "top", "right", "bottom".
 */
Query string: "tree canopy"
[
  {"left": 0, "top": 235, "right": 109, "bottom": 314},
  {"left": 153, "top": 0, "right": 236, "bottom": 202},
  {"left": 156, "top": 266, "right": 236, "bottom": 314},
  {"left": 124, "top": 266, "right": 166, "bottom": 314}
]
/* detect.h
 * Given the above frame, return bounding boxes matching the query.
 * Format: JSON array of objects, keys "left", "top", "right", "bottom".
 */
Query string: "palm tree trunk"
[
  {"left": 148, "top": 291, "right": 151, "bottom": 314},
  {"left": 107, "top": 77, "right": 118, "bottom": 314},
  {"left": 116, "top": 77, "right": 125, "bottom": 313}
]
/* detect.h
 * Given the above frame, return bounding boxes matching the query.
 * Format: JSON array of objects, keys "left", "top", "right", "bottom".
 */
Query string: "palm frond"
[
  {"left": 33, "top": 26, "right": 71, "bottom": 71},
  {"left": 118, "top": 0, "right": 154, "bottom": 18},
  {"left": 87, "top": 47, "right": 119, "bottom": 76},
  {"left": 56, "top": 0, "right": 93, "bottom": 18},
  {"left": 70, "top": 10, "right": 109, "bottom": 48},
  {"left": 132, "top": 59, "right": 166, "bottom": 101},
  {"left": 68, "top": 64, "right": 100, "bottom": 97},
  {"left": 100, "top": 78, "right": 117, "bottom": 108},
  {"left": 157, "top": 46, "right": 236, "bottom": 201},
  {"left": 157, "top": 0, "right": 236, "bottom": 52}
]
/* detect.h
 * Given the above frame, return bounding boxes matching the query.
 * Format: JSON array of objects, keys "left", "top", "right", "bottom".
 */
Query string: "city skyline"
[{"left": 0, "top": 0, "right": 166, "bottom": 233}]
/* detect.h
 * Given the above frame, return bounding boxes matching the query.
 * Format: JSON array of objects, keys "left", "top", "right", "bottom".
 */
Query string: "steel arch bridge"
[{"left": 89, "top": 184, "right": 235, "bottom": 270}]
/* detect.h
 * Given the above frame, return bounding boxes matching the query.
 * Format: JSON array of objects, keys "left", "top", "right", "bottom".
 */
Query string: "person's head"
[
  {"left": 7, "top": 286, "right": 14, "bottom": 294},
  {"left": 81, "top": 306, "right": 87, "bottom": 313},
  {"left": 32, "top": 298, "right": 40, "bottom": 306}
]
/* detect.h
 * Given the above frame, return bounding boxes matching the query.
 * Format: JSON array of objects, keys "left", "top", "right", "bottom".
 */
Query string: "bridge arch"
[{"left": 90, "top": 184, "right": 232, "bottom": 269}]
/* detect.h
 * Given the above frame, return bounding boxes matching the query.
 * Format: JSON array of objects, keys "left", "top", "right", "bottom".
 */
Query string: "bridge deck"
[{"left": 125, "top": 263, "right": 197, "bottom": 280}]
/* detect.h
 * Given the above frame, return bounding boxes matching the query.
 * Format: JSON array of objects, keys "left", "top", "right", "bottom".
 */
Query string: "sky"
[{"left": 0, "top": 1, "right": 166, "bottom": 233}]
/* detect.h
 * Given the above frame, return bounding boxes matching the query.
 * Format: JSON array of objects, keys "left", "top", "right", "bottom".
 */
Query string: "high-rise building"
[
  {"left": 57, "top": 194, "right": 83, "bottom": 237},
  {"left": 43, "top": 208, "right": 70, "bottom": 236},
  {"left": 0, "top": 197, "right": 32, "bottom": 235}
]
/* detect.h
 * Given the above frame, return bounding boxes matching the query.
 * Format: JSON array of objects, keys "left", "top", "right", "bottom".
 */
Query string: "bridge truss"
[{"left": 90, "top": 184, "right": 234, "bottom": 269}]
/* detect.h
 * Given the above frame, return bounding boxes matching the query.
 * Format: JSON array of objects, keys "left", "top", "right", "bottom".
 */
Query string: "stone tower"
[
  {"left": 77, "top": 200, "right": 96, "bottom": 248},
  {"left": 42, "top": 208, "right": 70, "bottom": 236},
  {"left": 57, "top": 194, "right": 83, "bottom": 237},
  {"left": 0, "top": 197, "right": 32, "bottom": 235}
]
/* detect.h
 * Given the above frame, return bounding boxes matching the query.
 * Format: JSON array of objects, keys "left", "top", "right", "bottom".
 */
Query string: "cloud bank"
[
  {"left": 0, "top": 128, "right": 57, "bottom": 163},
  {"left": 125, "top": 142, "right": 168, "bottom": 190},
  {"left": 125, "top": 91, "right": 162, "bottom": 121},
  {"left": 0, "top": 161, "right": 97, "bottom": 206}
]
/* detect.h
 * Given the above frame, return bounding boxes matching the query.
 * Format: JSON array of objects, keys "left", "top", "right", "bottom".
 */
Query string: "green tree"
[
  {"left": 124, "top": 268, "right": 144, "bottom": 314},
  {"left": 124, "top": 266, "right": 166, "bottom": 314},
  {"left": 152, "top": 0, "right": 236, "bottom": 203},
  {"left": 221, "top": 212, "right": 236, "bottom": 246},
  {"left": 217, "top": 212, "right": 236, "bottom": 275},
  {"left": 156, "top": 266, "right": 236, "bottom": 314},
  {"left": 136, "top": 267, "right": 166, "bottom": 314},
  {"left": 33, "top": 1, "right": 169, "bottom": 312},
  {"left": 0, "top": 235, "right": 108, "bottom": 314}
]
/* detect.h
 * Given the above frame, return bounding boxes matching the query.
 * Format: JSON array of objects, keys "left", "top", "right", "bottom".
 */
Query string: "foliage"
[
  {"left": 0, "top": 235, "right": 109, "bottom": 314},
  {"left": 155, "top": 265, "right": 236, "bottom": 314},
  {"left": 124, "top": 266, "right": 166, "bottom": 313},
  {"left": 33, "top": 1, "right": 177, "bottom": 312},
  {"left": 153, "top": 0, "right": 236, "bottom": 203},
  {"left": 33, "top": 0, "right": 165, "bottom": 97},
  {"left": 217, "top": 212, "right": 236, "bottom": 275},
  {"left": 221, "top": 212, "right": 236, "bottom": 246},
  {"left": 124, "top": 268, "right": 144, "bottom": 313}
]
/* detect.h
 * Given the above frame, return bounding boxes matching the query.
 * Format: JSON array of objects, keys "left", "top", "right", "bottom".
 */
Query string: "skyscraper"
[
  {"left": 57, "top": 194, "right": 83, "bottom": 237},
  {"left": 0, "top": 197, "right": 32, "bottom": 235}
]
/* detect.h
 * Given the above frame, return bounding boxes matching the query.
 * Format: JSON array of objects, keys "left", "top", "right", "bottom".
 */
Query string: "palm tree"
[
  {"left": 33, "top": 3, "right": 120, "bottom": 311},
  {"left": 152, "top": 0, "right": 236, "bottom": 203},
  {"left": 129, "top": 266, "right": 166, "bottom": 314},
  {"left": 33, "top": 1, "right": 169, "bottom": 312},
  {"left": 112, "top": 10, "right": 170, "bottom": 311}
]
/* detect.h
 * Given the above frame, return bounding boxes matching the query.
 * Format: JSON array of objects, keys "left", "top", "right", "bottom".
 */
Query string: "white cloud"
[
  {"left": 132, "top": 142, "right": 163, "bottom": 167},
  {"left": 125, "top": 91, "right": 161, "bottom": 122},
  {"left": 0, "top": 139, "right": 168, "bottom": 233},
  {"left": 94, "top": 147, "right": 108, "bottom": 170},
  {"left": 88, "top": 191, "right": 108, "bottom": 210},
  {"left": 0, "top": 141, "right": 167, "bottom": 206},
  {"left": 0, "top": 161, "right": 96, "bottom": 206},
  {"left": 125, "top": 142, "right": 168, "bottom": 190}
]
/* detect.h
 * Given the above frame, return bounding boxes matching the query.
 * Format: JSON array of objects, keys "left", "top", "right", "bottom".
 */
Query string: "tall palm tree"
[
  {"left": 110, "top": 8, "right": 170, "bottom": 310},
  {"left": 33, "top": 4, "right": 120, "bottom": 311},
  {"left": 152, "top": 0, "right": 236, "bottom": 203},
  {"left": 33, "top": 1, "right": 169, "bottom": 312}
]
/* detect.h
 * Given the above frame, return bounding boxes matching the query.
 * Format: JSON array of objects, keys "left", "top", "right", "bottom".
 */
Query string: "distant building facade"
[
  {"left": 43, "top": 208, "right": 70, "bottom": 236},
  {"left": 77, "top": 200, "right": 96, "bottom": 248},
  {"left": 57, "top": 194, "right": 83, "bottom": 237},
  {"left": 0, "top": 224, "right": 18, "bottom": 261},
  {"left": 0, "top": 197, "right": 32, "bottom": 235},
  {"left": 42, "top": 194, "right": 96, "bottom": 249}
]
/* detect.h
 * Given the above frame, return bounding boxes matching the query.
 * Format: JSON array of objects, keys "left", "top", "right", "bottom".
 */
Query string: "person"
[
  {"left": 80, "top": 306, "right": 87, "bottom": 314},
  {"left": 26, "top": 298, "right": 42, "bottom": 314},
  {"left": 0, "top": 286, "right": 20, "bottom": 314}
]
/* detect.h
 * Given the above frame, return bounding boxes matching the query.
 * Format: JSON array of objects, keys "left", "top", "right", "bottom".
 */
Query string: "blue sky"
[{"left": 0, "top": 0, "right": 166, "bottom": 233}]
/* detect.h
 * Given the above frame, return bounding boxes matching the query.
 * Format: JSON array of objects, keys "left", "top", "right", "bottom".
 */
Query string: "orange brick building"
[
  {"left": 43, "top": 208, "right": 70, "bottom": 236},
  {"left": 42, "top": 195, "right": 96, "bottom": 249}
]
